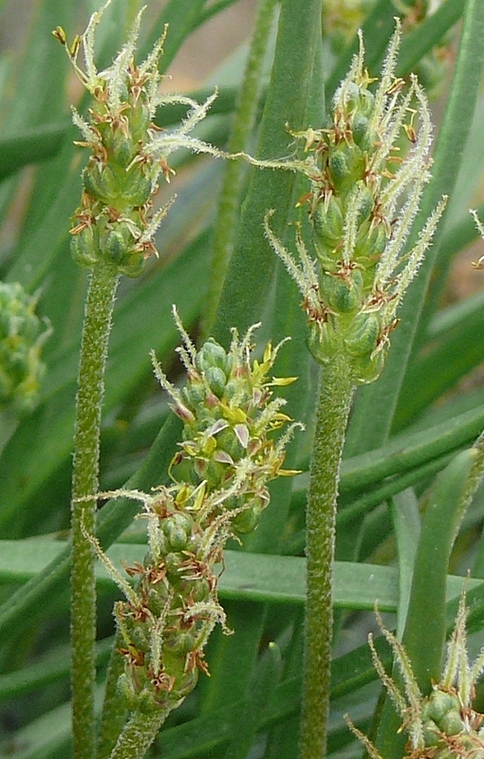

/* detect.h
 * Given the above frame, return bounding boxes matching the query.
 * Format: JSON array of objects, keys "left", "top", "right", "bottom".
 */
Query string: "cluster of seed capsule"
[{"left": 94, "top": 316, "right": 299, "bottom": 714}]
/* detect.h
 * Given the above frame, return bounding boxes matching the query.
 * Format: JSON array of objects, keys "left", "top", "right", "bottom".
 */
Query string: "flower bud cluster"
[
  {"left": 264, "top": 24, "right": 445, "bottom": 383},
  {"left": 0, "top": 282, "right": 50, "bottom": 415},
  {"left": 89, "top": 313, "right": 300, "bottom": 715},
  {"left": 346, "top": 593, "right": 484, "bottom": 759},
  {"left": 54, "top": 1, "right": 224, "bottom": 277}
]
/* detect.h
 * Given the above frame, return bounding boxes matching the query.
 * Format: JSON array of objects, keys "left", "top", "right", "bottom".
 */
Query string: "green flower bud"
[
  {"left": 354, "top": 221, "right": 388, "bottom": 267},
  {"left": 328, "top": 149, "right": 350, "bottom": 190},
  {"left": 351, "top": 112, "right": 370, "bottom": 148},
  {"left": 164, "top": 629, "right": 198, "bottom": 655},
  {"left": 424, "top": 690, "right": 460, "bottom": 725},
  {"left": 343, "top": 312, "right": 380, "bottom": 357},
  {"left": 189, "top": 576, "right": 211, "bottom": 603},
  {"left": 124, "top": 618, "right": 150, "bottom": 653},
  {"left": 146, "top": 585, "right": 170, "bottom": 616},
  {"left": 232, "top": 503, "right": 261, "bottom": 534},
  {"left": 312, "top": 195, "right": 344, "bottom": 248},
  {"left": 99, "top": 127, "right": 135, "bottom": 167},
  {"left": 319, "top": 269, "right": 364, "bottom": 314},
  {"left": 422, "top": 720, "right": 441, "bottom": 748},
  {"left": 307, "top": 320, "right": 338, "bottom": 365},
  {"left": 195, "top": 338, "right": 228, "bottom": 374},
  {"left": 328, "top": 147, "right": 364, "bottom": 193},
  {"left": 352, "top": 182, "right": 374, "bottom": 226},
  {"left": 439, "top": 709, "right": 464, "bottom": 736},
  {"left": 164, "top": 552, "right": 186, "bottom": 581},
  {"left": 82, "top": 163, "right": 115, "bottom": 204},
  {"left": 163, "top": 513, "right": 193, "bottom": 551},
  {"left": 120, "top": 167, "right": 152, "bottom": 208},
  {"left": 216, "top": 425, "right": 246, "bottom": 461},
  {"left": 70, "top": 225, "right": 99, "bottom": 268},
  {"left": 204, "top": 366, "right": 227, "bottom": 398},
  {"left": 129, "top": 103, "right": 151, "bottom": 142}
]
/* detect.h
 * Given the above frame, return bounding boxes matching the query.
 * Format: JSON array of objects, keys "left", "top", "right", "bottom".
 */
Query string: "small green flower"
[
  {"left": 54, "top": 1, "right": 227, "bottom": 277},
  {"left": 263, "top": 23, "right": 446, "bottom": 383},
  {"left": 0, "top": 282, "right": 51, "bottom": 415},
  {"left": 346, "top": 591, "right": 484, "bottom": 759}
]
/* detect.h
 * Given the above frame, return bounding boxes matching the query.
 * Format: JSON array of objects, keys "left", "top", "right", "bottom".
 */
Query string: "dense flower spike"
[
  {"left": 85, "top": 312, "right": 301, "bottom": 715},
  {"left": 346, "top": 592, "right": 484, "bottom": 759},
  {"left": 53, "top": 0, "right": 224, "bottom": 277},
  {"left": 0, "top": 282, "right": 51, "bottom": 414},
  {"left": 264, "top": 23, "right": 446, "bottom": 383}
]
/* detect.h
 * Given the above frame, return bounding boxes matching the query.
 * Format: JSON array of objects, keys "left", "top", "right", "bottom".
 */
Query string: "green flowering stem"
[
  {"left": 95, "top": 631, "right": 127, "bottom": 759},
  {"left": 109, "top": 710, "right": 168, "bottom": 759},
  {"left": 71, "top": 262, "right": 118, "bottom": 759},
  {"left": 301, "top": 353, "right": 355, "bottom": 759}
]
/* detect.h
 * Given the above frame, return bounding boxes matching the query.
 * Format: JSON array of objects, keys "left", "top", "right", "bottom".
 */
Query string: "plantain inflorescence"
[
  {"left": 0, "top": 282, "right": 51, "bottom": 415},
  {"left": 264, "top": 22, "right": 446, "bottom": 384},
  {"left": 347, "top": 592, "right": 484, "bottom": 759},
  {"left": 87, "top": 310, "right": 301, "bottom": 716},
  {"left": 54, "top": 0, "right": 226, "bottom": 278}
]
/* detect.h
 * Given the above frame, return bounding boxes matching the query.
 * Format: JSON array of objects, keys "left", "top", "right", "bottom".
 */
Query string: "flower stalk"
[
  {"left": 71, "top": 262, "right": 118, "bottom": 759},
  {"left": 301, "top": 353, "right": 354, "bottom": 759}
]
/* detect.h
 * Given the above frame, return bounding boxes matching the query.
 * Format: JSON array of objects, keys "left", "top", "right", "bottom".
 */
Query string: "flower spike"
[
  {"left": 54, "top": 7, "right": 228, "bottom": 277},
  {"left": 262, "top": 25, "right": 446, "bottom": 384}
]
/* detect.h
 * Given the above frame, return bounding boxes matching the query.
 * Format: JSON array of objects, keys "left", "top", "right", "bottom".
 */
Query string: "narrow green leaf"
[
  {"left": 397, "top": 0, "right": 464, "bottom": 74},
  {"left": 390, "top": 489, "right": 421, "bottom": 638},
  {"left": 376, "top": 441, "right": 484, "bottom": 759},
  {"left": 0, "top": 122, "right": 70, "bottom": 181},
  {"left": 213, "top": 0, "right": 323, "bottom": 342},
  {"left": 2, "top": 539, "right": 482, "bottom": 612},
  {"left": 222, "top": 642, "right": 282, "bottom": 759},
  {"left": 395, "top": 295, "right": 484, "bottom": 428}
]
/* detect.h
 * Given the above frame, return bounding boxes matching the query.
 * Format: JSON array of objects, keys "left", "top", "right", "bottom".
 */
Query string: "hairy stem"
[
  {"left": 71, "top": 263, "right": 118, "bottom": 759},
  {"left": 96, "top": 630, "right": 128, "bottom": 759},
  {"left": 109, "top": 710, "right": 168, "bottom": 759},
  {"left": 300, "top": 353, "right": 355, "bottom": 759}
]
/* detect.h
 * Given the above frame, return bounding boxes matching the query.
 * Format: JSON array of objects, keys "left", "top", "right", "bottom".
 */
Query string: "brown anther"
[
  {"left": 150, "top": 671, "right": 175, "bottom": 693},
  {"left": 186, "top": 649, "right": 210, "bottom": 676},
  {"left": 123, "top": 561, "right": 145, "bottom": 577}
]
